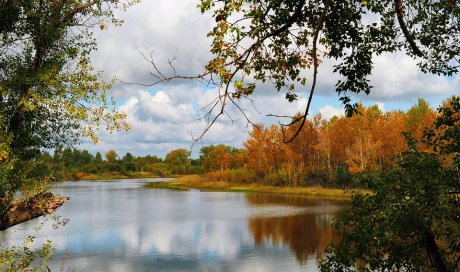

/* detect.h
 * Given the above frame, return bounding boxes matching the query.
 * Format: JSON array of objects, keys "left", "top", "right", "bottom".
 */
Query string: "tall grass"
[{"left": 146, "top": 174, "right": 367, "bottom": 199}]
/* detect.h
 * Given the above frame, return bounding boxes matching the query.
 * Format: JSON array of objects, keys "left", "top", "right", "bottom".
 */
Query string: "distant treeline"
[
  {"left": 38, "top": 98, "right": 437, "bottom": 186},
  {"left": 36, "top": 145, "right": 249, "bottom": 181}
]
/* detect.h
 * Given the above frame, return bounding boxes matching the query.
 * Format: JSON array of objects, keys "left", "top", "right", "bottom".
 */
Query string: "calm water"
[{"left": 0, "top": 178, "right": 345, "bottom": 271}]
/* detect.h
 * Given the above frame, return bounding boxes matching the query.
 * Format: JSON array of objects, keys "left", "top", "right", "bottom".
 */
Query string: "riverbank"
[
  {"left": 80, "top": 172, "right": 160, "bottom": 180},
  {"left": 146, "top": 175, "right": 368, "bottom": 199},
  {"left": 71, "top": 172, "right": 183, "bottom": 181}
]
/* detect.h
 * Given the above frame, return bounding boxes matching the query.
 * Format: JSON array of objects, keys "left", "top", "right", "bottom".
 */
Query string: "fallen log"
[{"left": 0, "top": 192, "right": 69, "bottom": 230}]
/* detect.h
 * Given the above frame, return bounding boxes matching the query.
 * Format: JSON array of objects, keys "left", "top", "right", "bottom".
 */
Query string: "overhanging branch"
[{"left": 395, "top": 0, "right": 424, "bottom": 57}]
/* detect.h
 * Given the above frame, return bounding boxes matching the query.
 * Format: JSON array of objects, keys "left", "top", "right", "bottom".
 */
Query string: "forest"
[{"left": 39, "top": 98, "right": 435, "bottom": 188}]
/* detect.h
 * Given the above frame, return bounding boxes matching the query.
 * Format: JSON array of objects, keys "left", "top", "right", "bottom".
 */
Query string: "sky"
[{"left": 79, "top": 0, "right": 460, "bottom": 158}]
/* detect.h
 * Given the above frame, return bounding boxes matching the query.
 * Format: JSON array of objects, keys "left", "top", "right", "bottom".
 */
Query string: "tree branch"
[
  {"left": 394, "top": 0, "right": 424, "bottom": 57},
  {"left": 282, "top": 0, "right": 331, "bottom": 143}
]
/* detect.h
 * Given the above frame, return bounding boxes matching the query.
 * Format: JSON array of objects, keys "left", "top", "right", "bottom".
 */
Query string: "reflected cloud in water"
[{"left": 0, "top": 179, "right": 345, "bottom": 271}]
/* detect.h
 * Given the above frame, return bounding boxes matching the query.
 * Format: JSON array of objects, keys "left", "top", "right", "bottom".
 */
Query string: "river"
[{"left": 0, "top": 178, "right": 346, "bottom": 271}]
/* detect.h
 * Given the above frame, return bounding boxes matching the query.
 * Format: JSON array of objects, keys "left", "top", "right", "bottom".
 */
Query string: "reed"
[{"left": 146, "top": 175, "right": 370, "bottom": 199}]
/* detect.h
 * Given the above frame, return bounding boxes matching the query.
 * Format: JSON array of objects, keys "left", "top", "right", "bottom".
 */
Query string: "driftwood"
[{"left": 0, "top": 192, "right": 69, "bottom": 230}]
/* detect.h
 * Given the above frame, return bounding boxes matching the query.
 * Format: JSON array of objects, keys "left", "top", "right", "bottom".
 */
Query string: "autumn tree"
[
  {"left": 287, "top": 116, "right": 320, "bottom": 171},
  {"left": 323, "top": 116, "right": 354, "bottom": 175},
  {"left": 405, "top": 98, "right": 436, "bottom": 146},
  {"left": 244, "top": 125, "right": 285, "bottom": 177},
  {"left": 230, "top": 148, "right": 248, "bottom": 169},
  {"left": 373, "top": 111, "right": 407, "bottom": 168},
  {"left": 320, "top": 97, "right": 460, "bottom": 272},
  {"left": 165, "top": 149, "right": 191, "bottom": 174},
  {"left": 199, "top": 145, "right": 233, "bottom": 172},
  {"left": 105, "top": 150, "right": 118, "bottom": 162},
  {"left": 345, "top": 105, "right": 383, "bottom": 174}
]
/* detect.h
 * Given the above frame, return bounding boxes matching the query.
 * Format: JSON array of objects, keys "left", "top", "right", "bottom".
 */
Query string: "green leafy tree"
[
  {"left": 426, "top": 96, "right": 460, "bottom": 154},
  {"left": 61, "top": 148, "right": 74, "bottom": 169},
  {"left": 95, "top": 152, "right": 103, "bottom": 163},
  {"left": 121, "top": 152, "right": 136, "bottom": 172},
  {"left": 122, "top": 152, "right": 134, "bottom": 162},
  {"left": 320, "top": 97, "right": 460, "bottom": 272},
  {"left": 150, "top": 162, "right": 172, "bottom": 177},
  {"left": 166, "top": 0, "right": 460, "bottom": 141},
  {"left": 0, "top": 0, "right": 135, "bottom": 196},
  {"left": 79, "top": 150, "right": 94, "bottom": 166}
]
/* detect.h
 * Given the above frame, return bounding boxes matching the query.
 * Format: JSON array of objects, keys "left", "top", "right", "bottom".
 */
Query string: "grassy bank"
[
  {"left": 70, "top": 172, "right": 184, "bottom": 181},
  {"left": 80, "top": 172, "right": 159, "bottom": 180},
  {"left": 146, "top": 175, "right": 368, "bottom": 199}
]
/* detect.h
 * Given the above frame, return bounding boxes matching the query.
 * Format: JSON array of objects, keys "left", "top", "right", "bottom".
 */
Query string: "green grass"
[
  {"left": 146, "top": 175, "right": 370, "bottom": 199},
  {"left": 74, "top": 172, "right": 182, "bottom": 181}
]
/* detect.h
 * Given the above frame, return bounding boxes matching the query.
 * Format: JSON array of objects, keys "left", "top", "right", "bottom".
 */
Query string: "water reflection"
[
  {"left": 246, "top": 193, "right": 341, "bottom": 265},
  {"left": 0, "top": 179, "right": 345, "bottom": 271}
]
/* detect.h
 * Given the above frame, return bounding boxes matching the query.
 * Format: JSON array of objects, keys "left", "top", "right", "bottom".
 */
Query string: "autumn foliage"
[
  {"left": 39, "top": 99, "right": 440, "bottom": 188},
  {"left": 209, "top": 99, "right": 437, "bottom": 187}
]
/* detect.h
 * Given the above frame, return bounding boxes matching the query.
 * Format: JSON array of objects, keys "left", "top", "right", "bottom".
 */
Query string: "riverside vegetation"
[
  {"left": 1, "top": 0, "right": 460, "bottom": 270},
  {"left": 35, "top": 97, "right": 460, "bottom": 271},
  {"left": 39, "top": 98, "right": 437, "bottom": 189}
]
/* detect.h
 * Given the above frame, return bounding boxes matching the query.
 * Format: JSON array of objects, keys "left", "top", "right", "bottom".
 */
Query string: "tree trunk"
[
  {"left": 424, "top": 227, "right": 446, "bottom": 272},
  {"left": 0, "top": 192, "right": 69, "bottom": 230}
]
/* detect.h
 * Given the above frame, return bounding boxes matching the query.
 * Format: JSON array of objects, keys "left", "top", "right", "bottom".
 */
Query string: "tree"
[
  {"left": 320, "top": 97, "right": 460, "bottom": 272},
  {"left": 244, "top": 125, "right": 284, "bottom": 176},
  {"left": 149, "top": 0, "right": 460, "bottom": 142},
  {"left": 325, "top": 116, "right": 354, "bottom": 173},
  {"left": 199, "top": 145, "right": 233, "bottom": 172},
  {"left": 345, "top": 105, "right": 383, "bottom": 174},
  {"left": 165, "top": 149, "right": 191, "bottom": 174},
  {"left": 122, "top": 152, "right": 134, "bottom": 162},
  {"left": 0, "top": 0, "right": 134, "bottom": 196},
  {"left": 373, "top": 111, "right": 406, "bottom": 169},
  {"left": 61, "top": 147, "right": 74, "bottom": 168},
  {"left": 79, "top": 150, "right": 94, "bottom": 166},
  {"left": 149, "top": 163, "right": 172, "bottom": 177},
  {"left": 121, "top": 152, "right": 136, "bottom": 172},
  {"left": 426, "top": 96, "right": 460, "bottom": 154},
  {"left": 231, "top": 148, "right": 248, "bottom": 169},
  {"left": 405, "top": 98, "right": 436, "bottom": 145},
  {"left": 105, "top": 150, "right": 118, "bottom": 162},
  {"left": 95, "top": 152, "right": 103, "bottom": 163}
]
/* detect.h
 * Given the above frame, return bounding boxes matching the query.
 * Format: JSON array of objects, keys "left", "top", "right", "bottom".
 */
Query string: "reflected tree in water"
[{"left": 246, "top": 193, "right": 341, "bottom": 264}]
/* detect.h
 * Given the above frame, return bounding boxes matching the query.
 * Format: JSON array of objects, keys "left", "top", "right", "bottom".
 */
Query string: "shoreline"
[
  {"left": 62, "top": 173, "right": 184, "bottom": 181},
  {"left": 145, "top": 175, "right": 369, "bottom": 199}
]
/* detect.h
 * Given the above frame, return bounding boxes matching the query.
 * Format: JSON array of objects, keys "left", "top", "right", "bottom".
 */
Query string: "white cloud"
[
  {"left": 77, "top": 0, "right": 460, "bottom": 156},
  {"left": 79, "top": 85, "right": 254, "bottom": 157},
  {"left": 318, "top": 105, "right": 344, "bottom": 120},
  {"left": 376, "top": 102, "right": 385, "bottom": 112},
  {"left": 92, "top": 0, "right": 213, "bottom": 93},
  {"left": 367, "top": 53, "right": 457, "bottom": 100}
]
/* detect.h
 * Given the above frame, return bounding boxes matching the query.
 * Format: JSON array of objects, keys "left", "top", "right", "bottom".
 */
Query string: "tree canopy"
[
  {"left": 0, "top": 0, "right": 134, "bottom": 196},
  {"left": 1, "top": 0, "right": 135, "bottom": 155},
  {"left": 176, "top": 0, "right": 460, "bottom": 141},
  {"left": 320, "top": 96, "right": 460, "bottom": 272}
]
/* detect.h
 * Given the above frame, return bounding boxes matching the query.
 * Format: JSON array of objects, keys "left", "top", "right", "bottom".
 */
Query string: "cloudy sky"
[{"left": 80, "top": 0, "right": 460, "bottom": 158}]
